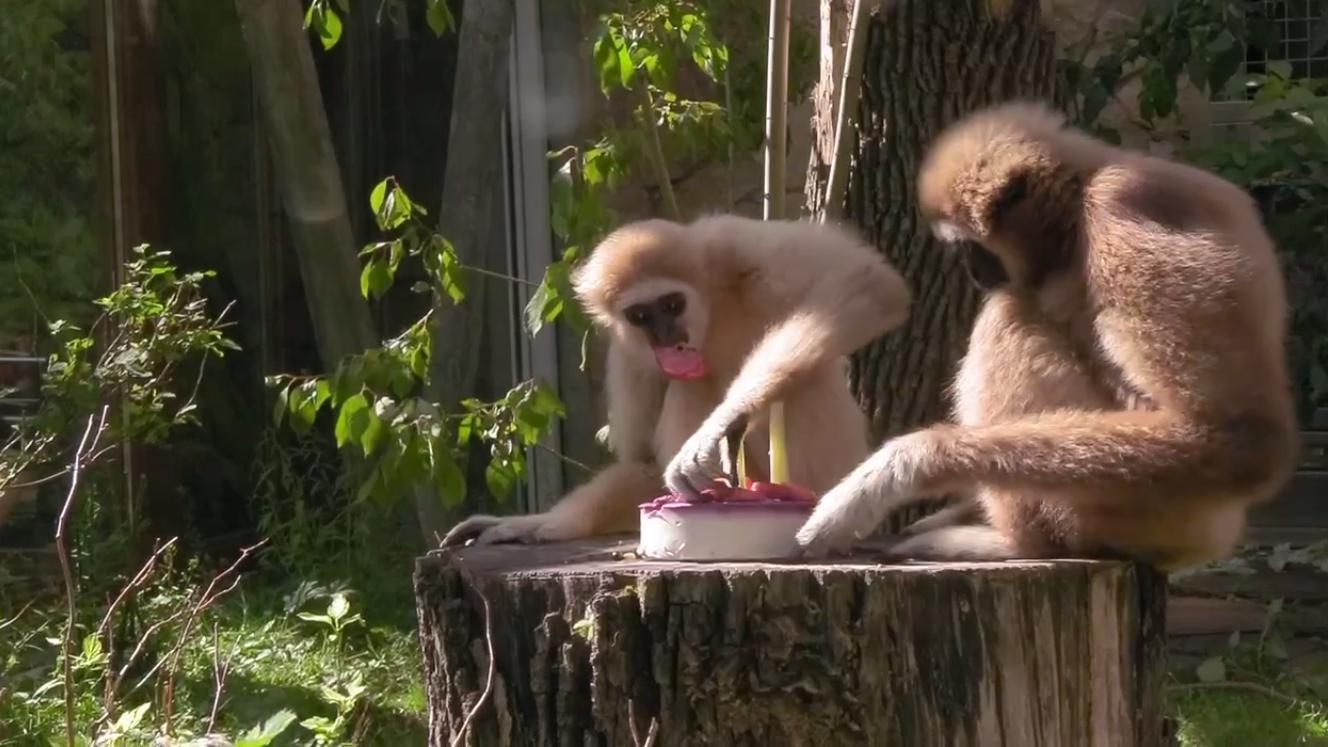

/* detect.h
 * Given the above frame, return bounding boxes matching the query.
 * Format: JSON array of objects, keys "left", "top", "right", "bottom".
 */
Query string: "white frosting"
[{"left": 637, "top": 504, "right": 813, "bottom": 560}]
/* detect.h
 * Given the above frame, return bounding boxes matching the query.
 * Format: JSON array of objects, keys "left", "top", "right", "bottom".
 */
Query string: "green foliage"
[
  {"left": 271, "top": 179, "right": 566, "bottom": 507},
  {"left": 524, "top": 1, "right": 815, "bottom": 340},
  {"left": 2, "top": 246, "right": 238, "bottom": 492},
  {"left": 304, "top": 0, "right": 454, "bottom": 51},
  {"left": 1064, "top": 0, "right": 1328, "bottom": 420},
  {"left": 0, "top": 568, "right": 425, "bottom": 744},
  {"left": 0, "top": 0, "right": 94, "bottom": 344}
]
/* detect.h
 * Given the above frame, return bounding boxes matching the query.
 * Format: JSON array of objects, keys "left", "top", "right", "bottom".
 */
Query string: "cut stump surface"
[{"left": 414, "top": 538, "right": 1167, "bottom": 747}]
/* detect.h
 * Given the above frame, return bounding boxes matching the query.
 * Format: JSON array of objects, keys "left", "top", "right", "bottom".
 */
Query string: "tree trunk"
[
  {"left": 415, "top": 539, "right": 1168, "bottom": 746},
  {"left": 235, "top": 0, "right": 377, "bottom": 371},
  {"left": 414, "top": 0, "right": 516, "bottom": 542},
  {"left": 806, "top": 0, "right": 1058, "bottom": 439}
]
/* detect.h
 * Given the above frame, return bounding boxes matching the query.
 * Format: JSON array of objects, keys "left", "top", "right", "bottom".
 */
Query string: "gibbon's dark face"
[
  {"left": 623, "top": 290, "right": 708, "bottom": 380},
  {"left": 623, "top": 291, "right": 688, "bottom": 346},
  {"left": 960, "top": 241, "right": 1010, "bottom": 291}
]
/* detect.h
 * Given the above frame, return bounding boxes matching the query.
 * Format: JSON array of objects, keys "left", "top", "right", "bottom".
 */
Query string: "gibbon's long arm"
[
  {"left": 663, "top": 224, "right": 909, "bottom": 500},
  {"left": 439, "top": 342, "right": 667, "bottom": 547},
  {"left": 795, "top": 407, "right": 1289, "bottom": 556}
]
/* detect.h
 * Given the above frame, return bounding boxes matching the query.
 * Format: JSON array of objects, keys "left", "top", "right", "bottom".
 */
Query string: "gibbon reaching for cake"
[
  {"left": 441, "top": 215, "right": 910, "bottom": 547},
  {"left": 795, "top": 101, "right": 1297, "bottom": 571}
]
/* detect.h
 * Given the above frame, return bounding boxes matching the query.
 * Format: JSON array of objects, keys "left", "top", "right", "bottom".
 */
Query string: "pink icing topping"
[{"left": 639, "top": 481, "right": 817, "bottom": 513}]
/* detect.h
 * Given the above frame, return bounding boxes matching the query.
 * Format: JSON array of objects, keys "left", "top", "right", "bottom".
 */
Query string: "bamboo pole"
[
  {"left": 823, "top": 0, "right": 873, "bottom": 221},
  {"left": 764, "top": 0, "right": 791, "bottom": 484}
]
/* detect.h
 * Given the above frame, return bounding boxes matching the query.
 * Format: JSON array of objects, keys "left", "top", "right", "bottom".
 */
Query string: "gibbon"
[
  {"left": 795, "top": 101, "right": 1298, "bottom": 571},
  {"left": 441, "top": 215, "right": 909, "bottom": 546}
]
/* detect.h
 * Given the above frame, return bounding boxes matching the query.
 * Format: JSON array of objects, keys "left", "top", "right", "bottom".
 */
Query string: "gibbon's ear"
[{"left": 984, "top": 168, "right": 1032, "bottom": 231}]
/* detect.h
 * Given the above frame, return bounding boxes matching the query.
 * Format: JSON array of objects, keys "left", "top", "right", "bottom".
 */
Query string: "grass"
[
  {"left": 0, "top": 533, "right": 428, "bottom": 745},
  {"left": 1172, "top": 687, "right": 1328, "bottom": 746}
]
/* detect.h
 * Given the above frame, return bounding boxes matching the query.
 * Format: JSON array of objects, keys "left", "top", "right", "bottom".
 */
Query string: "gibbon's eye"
[
  {"left": 624, "top": 305, "right": 651, "bottom": 326},
  {"left": 658, "top": 293, "right": 686, "bottom": 317}
]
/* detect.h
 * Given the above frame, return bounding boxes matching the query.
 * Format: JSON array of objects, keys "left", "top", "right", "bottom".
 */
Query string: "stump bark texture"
[{"left": 415, "top": 539, "right": 1167, "bottom": 747}]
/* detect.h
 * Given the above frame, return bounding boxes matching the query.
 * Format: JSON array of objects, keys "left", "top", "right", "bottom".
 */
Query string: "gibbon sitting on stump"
[
  {"left": 443, "top": 215, "right": 910, "bottom": 547},
  {"left": 796, "top": 101, "right": 1298, "bottom": 571}
]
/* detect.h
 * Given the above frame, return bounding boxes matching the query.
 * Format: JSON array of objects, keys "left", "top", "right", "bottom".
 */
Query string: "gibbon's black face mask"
[{"left": 959, "top": 241, "right": 1009, "bottom": 291}]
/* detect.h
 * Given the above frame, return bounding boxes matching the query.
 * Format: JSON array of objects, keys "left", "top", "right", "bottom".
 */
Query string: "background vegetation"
[{"left": 1, "top": 0, "right": 1326, "bottom": 744}]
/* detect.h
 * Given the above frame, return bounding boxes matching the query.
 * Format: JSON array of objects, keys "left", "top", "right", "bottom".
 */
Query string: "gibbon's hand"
[
  {"left": 795, "top": 437, "right": 918, "bottom": 556},
  {"left": 439, "top": 512, "right": 583, "bottom": 548},
  {"left": 662, "top": 416, "right": 733, "bottom": 501}
]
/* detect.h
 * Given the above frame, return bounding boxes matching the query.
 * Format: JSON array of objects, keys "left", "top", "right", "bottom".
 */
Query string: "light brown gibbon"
[
  {"left": 795, "top": 101, "right": 1298, "bottom": 571},
  {"left": 441, "top": 215, "right": 910, "bottom": 547}
]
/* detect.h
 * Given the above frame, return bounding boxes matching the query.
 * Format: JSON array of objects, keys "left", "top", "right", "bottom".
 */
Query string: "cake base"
[{"left": 636, "top": 484, "right": 816, "bottom": 561}]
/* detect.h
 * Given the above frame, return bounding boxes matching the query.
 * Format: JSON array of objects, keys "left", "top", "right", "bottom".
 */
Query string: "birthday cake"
[{"left": 637, "top": 482, "right": 816, "bottom": 561}]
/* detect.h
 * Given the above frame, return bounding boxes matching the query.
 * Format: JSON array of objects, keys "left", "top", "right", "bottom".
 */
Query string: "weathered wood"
[
  {"left": 412, "top": 0, "right": 516, "bottom": 542},
  {"left": 234, "top": 0, "right": 377, "bottom": 370},
  {"left": 415, "top": 538, "right": 1167, "bottom": 746}
]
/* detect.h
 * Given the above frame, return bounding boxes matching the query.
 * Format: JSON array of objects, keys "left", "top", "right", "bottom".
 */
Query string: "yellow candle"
[{"left": 769, "top": 400, "right": 789, "bottom": 484}]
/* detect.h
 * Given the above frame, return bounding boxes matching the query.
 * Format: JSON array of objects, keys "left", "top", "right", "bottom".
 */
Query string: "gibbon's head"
[
  {"left": 572, "top": 219, "right": 714, "bottom": 380},
  {"left": 918, "top": 101, "right": 1096, "bottom": 291}
]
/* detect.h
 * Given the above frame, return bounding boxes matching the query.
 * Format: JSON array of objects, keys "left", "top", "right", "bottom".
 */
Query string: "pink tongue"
[{"left": 653, "top": 345, "right": 707, "bottom": 380}]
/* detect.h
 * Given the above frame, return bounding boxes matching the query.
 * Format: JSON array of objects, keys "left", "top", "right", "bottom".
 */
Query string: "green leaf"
[
  {"left": 334, "top": 393, "right": 370, "bottom": 448},
  {"left": 272, "top": 384, "right": 291, "bottom": 426},
  {"left": 360, "top": 407, "right": 385, "bottom": 456},
  {"left": 426, "top": 0, "right": 455, "bottom": 36},
  {"left": 485, "top": 458, "right": 519, "bottom": 500},
  {"left": 436, "top": 237, "right": 467, "bottom": 303},
  {"left": 237, "top": 709, "right": 299, "bottom": 747},
  {"left": 328, "top": 592, "right": 351, "bottom": 621},
  {"left": 113, "top": 702, "right": 151, "bottom": 732},
  {"left": 1208, "top": 33, "right": 1244, "bottom": 93},
  {"left": 360, "top": 257, "right": 394, "bottom": 300},
  {"left": 434, "top": 444, "right": 466, "bottom": 507},
  {"left": 369, "top": 178, "right": 389, "bottom": 216},
  {"left": 316, "top": 5, "right": 342, "bottom": 50}
]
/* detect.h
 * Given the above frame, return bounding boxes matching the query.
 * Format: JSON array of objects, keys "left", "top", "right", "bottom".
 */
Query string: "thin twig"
[
  {"left": 628, "top": 700, "right": 660, "bottom": 747},
  {"left": 460, "top": 264, "right": 540, "bottom": 288},
  {"left": 450, "top": 587, "right": 497, "bottom": 747},
  {"left": 96, "top": 537, "right": 178, "bottom": 638},
  {"left": 55, "top": 407, "right": 109, "bottom": 747},
  {"left": 0, "top": 600, "right": 34, "bottom": 633},
  {"left": 1168, "top": 681, "right": 1302, "bottom": 707},
  {"left": 206, "top": 622, "right": 236, "bottom": 734},
  {"left": 5, "top": 444, "right": 119, "bottom": 491},
  {"left": 159, "top": 540, "right": 266, "bottom": 733},
  {"left": 637, "top": 84, "right": 681, "bottom": 221},
  {"left": 533, "top": 443, "right": 594, "bottom": 475}
]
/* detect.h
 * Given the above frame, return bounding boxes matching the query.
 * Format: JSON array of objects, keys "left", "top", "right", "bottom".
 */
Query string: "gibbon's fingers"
[
  {"left": 662, "top": 418, "right": 729, "bottom": 501},
  {"left": 439, "top": 514, "right": 502, "bottom": 547},
  {"left": 440, "top": 462, "right": 660, "bottom": 546},
  {"left": 795, "top": 435, "right": 925, "bottom": 555}
]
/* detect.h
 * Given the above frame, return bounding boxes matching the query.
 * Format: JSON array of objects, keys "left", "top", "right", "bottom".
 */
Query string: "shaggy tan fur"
[
  {"left": 797, "top": 101, "right": 1297, "bottom": 570},
  {"left": 442, "top": 215, "right": 909, "bottom": 547}
]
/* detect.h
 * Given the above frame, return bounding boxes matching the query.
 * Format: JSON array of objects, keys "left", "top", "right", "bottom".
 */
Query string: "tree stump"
[{"left": 414, "top": 538, "right": 1167, "bottom": 747}]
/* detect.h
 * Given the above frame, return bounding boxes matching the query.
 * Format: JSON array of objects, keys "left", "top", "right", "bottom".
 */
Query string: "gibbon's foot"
[
  {"left": 439, "top": 513, "right": 583, "bottom": 548},
  {"left": 663, "top": 416, "right": 733, "bottom": 501},
  {"left": 898, "top": 501, "right": 982, "bottom": 537},
  {"left": 877, "top": 525, "right": 1017, "bottom": 562}
]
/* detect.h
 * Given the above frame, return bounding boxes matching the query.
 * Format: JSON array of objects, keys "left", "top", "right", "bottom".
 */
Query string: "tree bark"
[
  {"left": 415, "top": 539, "right": 1168, "bottom": 746},
  {"left": 414, "top": 0, "right": 516, "bottom": 542},
  {"left": 235, "top": 0, "right": 377, "bottom": 370},
  {"left": 806, "top": 0, "right": 1058, "bottom": 439}
]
